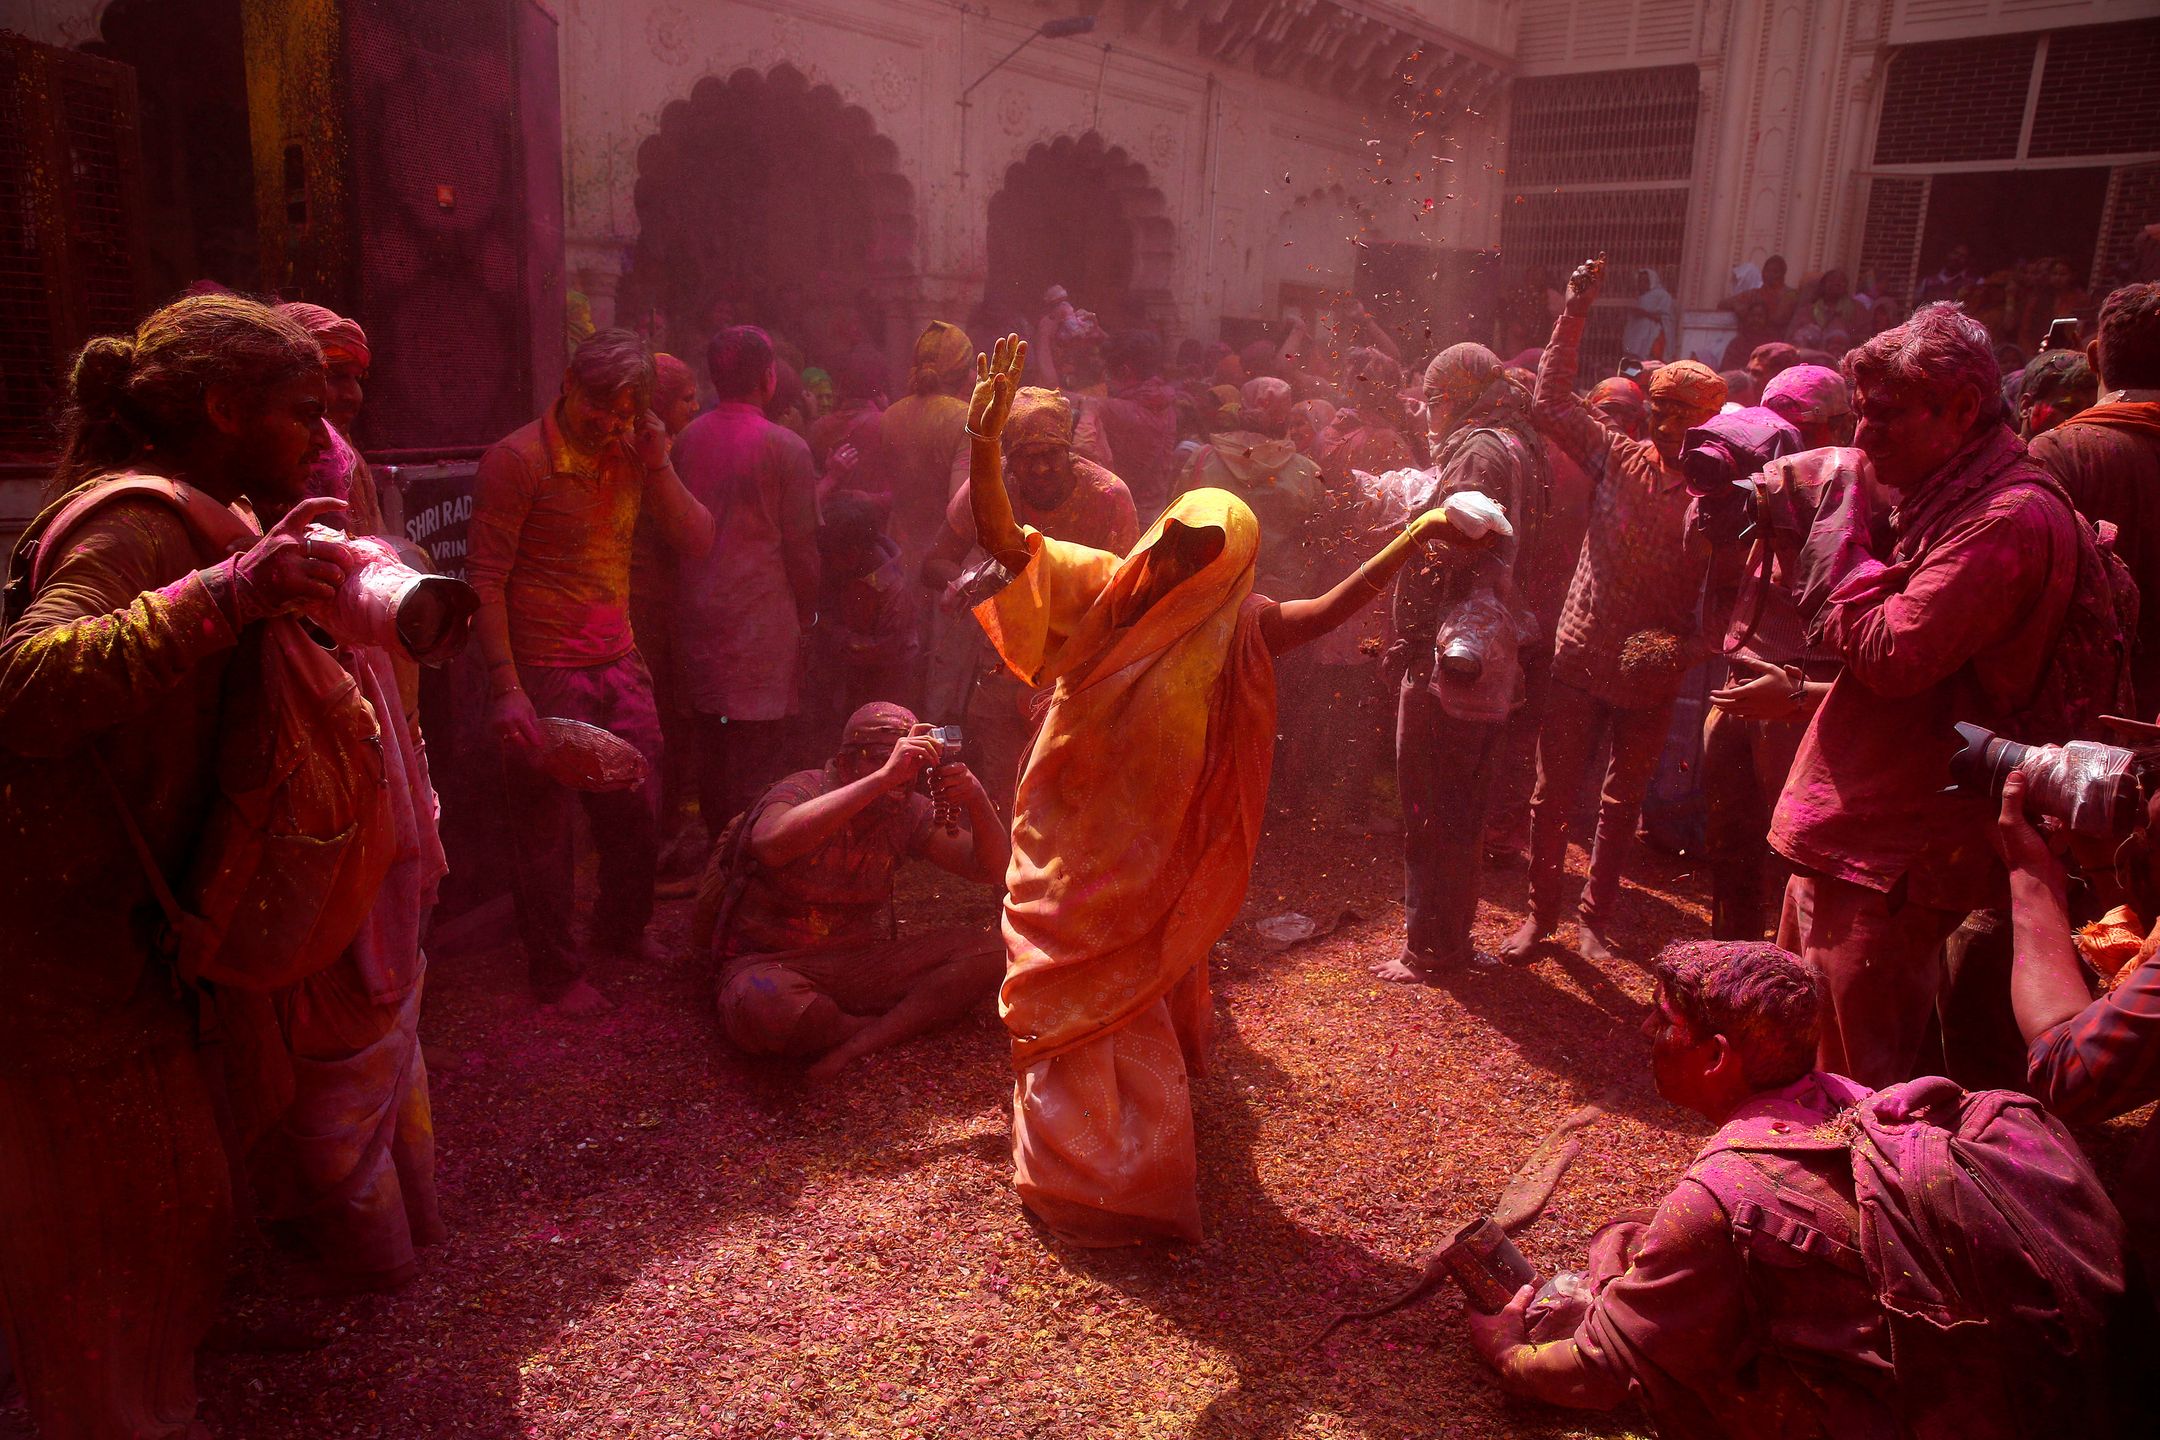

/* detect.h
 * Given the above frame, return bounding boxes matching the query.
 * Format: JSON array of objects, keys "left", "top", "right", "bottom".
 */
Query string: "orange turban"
[
  {"left": 277, "top": 301, "right": 370, "bottom": 369},
  {"left": 1647, "top": 359, "right": 1725, "bottom": 420}
]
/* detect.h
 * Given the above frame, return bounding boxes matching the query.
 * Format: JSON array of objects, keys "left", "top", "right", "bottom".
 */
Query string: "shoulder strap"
[{"left": 18, "top": 474, "right": 250, "bottom": 603}]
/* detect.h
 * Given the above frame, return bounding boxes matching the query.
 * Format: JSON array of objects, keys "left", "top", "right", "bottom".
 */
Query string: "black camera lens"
[
  {"left": 1948, "top": 721, "right": 2028, "bottom": 799},
  {"left": 1439, "top": 642, "right": 1483, "bottom": 680}
]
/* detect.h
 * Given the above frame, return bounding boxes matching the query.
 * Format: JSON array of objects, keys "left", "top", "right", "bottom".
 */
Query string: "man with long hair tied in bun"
[
  {"left": 0, "top": 293, "right": 350, "bottom": 1439},
  {"left": 961, "top": 335, "right": 1500, "bottom": 1244}
]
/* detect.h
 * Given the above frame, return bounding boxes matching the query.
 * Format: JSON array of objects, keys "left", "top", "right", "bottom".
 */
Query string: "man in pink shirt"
[
  {"left": 672, "top": 327, "right": 823, "bottom": 842},
  {"left": 472, "top": 331, "right": 715, "bottom": 1011},
  {"left": 1770, "top": 304, "right": 2088, "bottom": 1084}
]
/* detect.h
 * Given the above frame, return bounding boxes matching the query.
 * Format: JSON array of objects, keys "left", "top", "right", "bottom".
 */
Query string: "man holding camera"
[
  {"left": 696, "top": 703, "right": 1007, "bottom": 1082},
  {"left": 472, "top": 330, "right": 716, "bottom": 1012},
  {"left": 1686, "top": 386, "right": 1852, "bottom": 941},
  {"left": 1380, "top": 342, "right": 1544, "bottom": 977},
  {"left": 1768, "top": 303, "right": 2101, "bottom": 1085},
  {"left": 1503, "top": 256, "right": 1725, "bottom": 966}
]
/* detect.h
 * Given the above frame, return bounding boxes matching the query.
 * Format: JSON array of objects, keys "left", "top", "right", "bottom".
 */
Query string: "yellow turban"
[
  {"left": 1004, "top": 387, "right": 1075, "bottom": 450},
  {"left": 909, "top": 321, "right": 974, "bottom": 394}
]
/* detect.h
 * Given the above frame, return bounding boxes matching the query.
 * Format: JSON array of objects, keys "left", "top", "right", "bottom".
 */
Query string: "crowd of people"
[{"left": 5, "top": 243, "right": 2160, "bottom": 1439}]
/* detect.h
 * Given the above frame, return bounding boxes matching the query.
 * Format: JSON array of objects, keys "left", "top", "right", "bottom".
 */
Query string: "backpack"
[
  {"left": 8, "top": 474, "right": 396, "bottom": 992},
  {"left": 2010, "top": 489, "right": 2137, "bottom": 744},
  {"left": 1694, "top": 1075, "right": 2128, "bottom": 1440}
]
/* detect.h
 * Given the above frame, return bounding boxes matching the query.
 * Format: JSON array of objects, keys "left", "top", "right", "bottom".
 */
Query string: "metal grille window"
[
  {"left": 1874, "top": 19, "right": 2160, "bottom": 167},
  {"left": 1857, "top": 176, "right": 1928, "bottom": 306},
  {"left": 2031, "top": 20, "right": 2160, "bottom": 160},
  {"left": 1872, "top": 33, "right": 2032, "bottom": 165},
  {"left": 1501, "top": 190, "right": 1689, "bottom": 282},
  {"left": 1508, "top": 66, "right": 1700, "bottom": 186}
]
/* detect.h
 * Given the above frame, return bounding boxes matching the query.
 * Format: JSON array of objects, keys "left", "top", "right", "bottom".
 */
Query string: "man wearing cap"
[
  {"left": 1505, "top": 257, "right": 1726, "bottom": 966},
  {"left": 696, "top": 703, "right": 1008, "bottom": 1081},
  {"left": 1760, "top": 364, "right": 1856, "bottom": 450},
  {"left": 919, "top": 386, "right": 1138, "bottom": 814},
  {"left": 1696, "top": 366, "right": 1857, "bottom": 939},
  {"left": 1381, "top": 344, "right": 1546, "bottom": 977}
]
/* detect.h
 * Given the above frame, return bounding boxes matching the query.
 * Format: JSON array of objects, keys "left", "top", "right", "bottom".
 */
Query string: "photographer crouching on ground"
[
  {"left": 1764, "top": 302, "right": 2129, "bottom": 1085},
  {"left": 692, "top": 703, "right": 1008, "bottom": 1083}
]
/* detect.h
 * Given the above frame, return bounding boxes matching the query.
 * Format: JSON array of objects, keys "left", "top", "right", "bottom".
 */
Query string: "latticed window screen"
[
  {"left": 1857, "top": 175, "right": 1928, "bottom": 307},
  {"left": 1501, "top": 189, "right": 1690, "bottom": 286},
  {"left": 1508, "top": 66, "right": 1700, "bottom": 186},
  {"left": 1501, "top": 66, "right": 1697, "bottom": 372}
]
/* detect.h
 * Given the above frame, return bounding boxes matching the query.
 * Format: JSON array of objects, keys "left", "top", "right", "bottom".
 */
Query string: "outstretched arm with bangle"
[{"left": 1257, "top": 507, "right": 1478, "bottom": 656}]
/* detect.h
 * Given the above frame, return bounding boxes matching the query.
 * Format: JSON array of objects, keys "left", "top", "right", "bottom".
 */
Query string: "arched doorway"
[
  {"left": 982, "top": 132, "right": 1173, "bottom": 333},
  {"left": 622, "top": 65, "right": 916, "bottom": 368}
]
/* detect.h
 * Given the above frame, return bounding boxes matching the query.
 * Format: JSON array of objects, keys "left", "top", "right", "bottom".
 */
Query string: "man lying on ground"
[{"left": 694, "top": 703, "right": 1008, "bottom": 1082}]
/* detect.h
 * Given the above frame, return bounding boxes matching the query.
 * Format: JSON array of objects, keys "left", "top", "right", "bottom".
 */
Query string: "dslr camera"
[
  {"left": 1949, "top": 721, "right": 2150, "bottom": 842},
  {"left": 305, "top": 526, "right": 479, "bottom": 665},
  {"left": 1679, "top": 406, "right": 1807, "bottom": 546}
]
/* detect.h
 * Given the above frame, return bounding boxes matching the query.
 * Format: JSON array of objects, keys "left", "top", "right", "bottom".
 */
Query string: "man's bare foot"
[
  {"left": 546, "top": 978, "right": 611, "bottom": 1016},
  {"left": 1372, "top": 950, "right": 1440, "bottom": 985},
  {"left": 591, "top": 932, "right": 670, "bottom": 966},
  {"left": 1499, "top": 916, "right": 1548, "bottom": 965},
  {"left": 1576, "top": 922, "right": 1620, "bottom": 967}
]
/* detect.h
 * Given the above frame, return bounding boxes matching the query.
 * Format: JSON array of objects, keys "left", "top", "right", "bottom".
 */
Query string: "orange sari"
[{"left": 973, "top": 489, "right": 1277, "bottom": 1244}]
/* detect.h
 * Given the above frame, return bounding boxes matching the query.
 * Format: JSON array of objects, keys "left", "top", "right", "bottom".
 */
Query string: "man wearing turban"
[
  {"left": 277, "top": 301, "right": 386, "bottom": 535},
  {"left": 919, "top": 383, "right": 1139, "bottom": 817},
  {"left": 877, "top": 322, "right": 976, "bottom": 571},
  {"left": 963, "top": 336, "right": 1481, "bottom": 1243},
  {"left": 1504, "top": 257, "right": 1725, "bottom": 968}
]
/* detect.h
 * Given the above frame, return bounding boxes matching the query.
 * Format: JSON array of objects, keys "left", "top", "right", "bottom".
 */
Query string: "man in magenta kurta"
[{"left": 1770, "top": 304, "right": 2086, "bottom": 1085}]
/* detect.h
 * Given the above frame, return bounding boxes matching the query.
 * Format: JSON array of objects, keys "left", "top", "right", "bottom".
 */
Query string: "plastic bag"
[
  {"left": 537, "top": 718, "right": 649, "bottom": 793},
  {"left": 1431, "top": 589, "right": 1520, "bottom": 724}
]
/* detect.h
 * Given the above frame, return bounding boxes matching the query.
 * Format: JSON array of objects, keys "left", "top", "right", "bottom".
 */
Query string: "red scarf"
[{"left": 2057, "top": 400, "right": 2160, "bottom": 443}]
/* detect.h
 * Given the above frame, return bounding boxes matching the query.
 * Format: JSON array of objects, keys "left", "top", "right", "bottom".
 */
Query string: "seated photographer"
[
  {"left": 1766, "top": 303, "right": 2112, "bottom": 1085},
  {"left": 695, "top": 703, "right": 1007, "bottom": 1082},
  {"left": 1464, "top": 939, "right": 2128, "bottom": 1440},
  {"left": 1998, "top": 764, "right": 2160, "bottom": 1289}
]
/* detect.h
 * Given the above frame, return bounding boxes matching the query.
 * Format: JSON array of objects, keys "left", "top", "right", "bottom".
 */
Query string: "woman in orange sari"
[{"left": 963, "top": 336, "right": 1491, "bottom": 1243}]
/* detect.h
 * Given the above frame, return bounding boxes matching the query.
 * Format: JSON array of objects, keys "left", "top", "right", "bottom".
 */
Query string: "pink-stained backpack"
[{"left": 1693, "top": 1074, "right": 2128, "bottom": 1440}]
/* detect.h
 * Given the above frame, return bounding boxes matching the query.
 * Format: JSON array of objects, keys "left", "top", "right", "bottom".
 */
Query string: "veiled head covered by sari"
[{"left": 975, "top": 488, "right": 1278, "bottom": 1067}]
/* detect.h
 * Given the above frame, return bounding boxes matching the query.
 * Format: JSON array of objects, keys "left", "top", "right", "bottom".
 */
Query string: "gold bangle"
[{"left": 1356, "top": 563, "right": 1388, "bottom": 594}]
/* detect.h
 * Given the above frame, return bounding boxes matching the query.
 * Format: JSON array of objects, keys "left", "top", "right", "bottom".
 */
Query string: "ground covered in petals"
[{"left": 15, "top": 819, "right": 1728, "bottom": 1439}]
